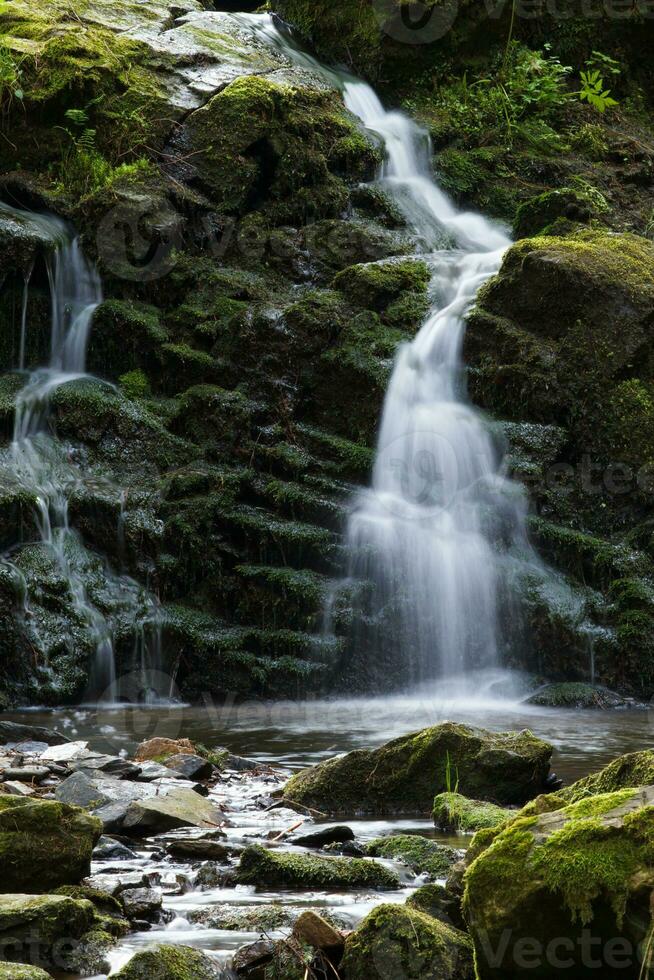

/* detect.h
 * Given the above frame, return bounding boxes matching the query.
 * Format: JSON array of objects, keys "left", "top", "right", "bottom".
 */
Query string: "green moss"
[
  {"left": 284, "top": 723, "right": 552, "bottom": 814},
  {"left": 341, "top": 904, "right": 473, "bottom": 980},
  {"left": 560, "top": 750, "right": 654, "bottom": 804},
  {"left": 332, "top": 258, "right": 430, "bottom": 312},
  {"left": 114, "top": 943, "right": 225, "bottom": 979},
  {"left": 432, "top": 792, "right": 511, "bottom": 834},
  {"left": 235, "top": 844, "right": 400, "bottom": 890},
  {"left": 0, "top": 794, "right": 101, "bottom": 892},
  {"left": 366, "top": 835, "right": 459, "bottom": 878},
  {"left": 119, "top": 369, "right": 151, "bottom": 399}
]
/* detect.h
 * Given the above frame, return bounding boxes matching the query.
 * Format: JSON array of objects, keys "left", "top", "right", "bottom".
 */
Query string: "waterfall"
[
  {"left": 235, "top": 14, "right": 532, "bottom": 686},
  {"left": 1, "top": 202, "right": 165, "bottom": 704}
]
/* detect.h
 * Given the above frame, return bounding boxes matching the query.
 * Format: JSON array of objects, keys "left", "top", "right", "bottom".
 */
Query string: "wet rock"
[
  {"left": 120, "top": 886, "right": 163, "bottom": 922},
  {"left": 114, "top": 942, "right": 224, "bottom": 978},
  {"left": 464, "top": 785, "right": 654, "bottom": 979},
  {"left": 292, "top": 910, "right": 343, "bottom": 950},
  {"left": 366, "top": 835, "right": 461, "bottom": 878},
  {"left": 194, "top": 863, "right": 232, "bottom": 890},
  {"left": 121, "top": 788, "right": 224, "bottom": 835},
  {"left": 232, "top": 939, "right": 275, "bottom": 975},
  {"left": 166, "top": 838, "right": 231, "bottom": 861},
  {"left": 341, "top": 904, "right": 474, "bottom": 979},
  {"left": 93, "top": 802, "right": 133, "bottom": 833},
  {"left": 293, "top": 825, "right": 355, "bottom": 848},
  {"left": 323, "top": 840, "right": 366, "bottom": 857},
  {"left": 165, "top": 753, "right": 214, "bottom": 781},
  {"left": 2, "top": 781, "right": 36, "bottom": 797},
  {"left": 433, "top": 792, "right": 512, "bottom": 834},
  {"left": 1, "top": 766, "right": 50, "bottom": 783},
  {"left": 92, "top": 836, "right": 138, "bottom": 861},
  {"left": 189, "top": 904, "right": 295, "bottom": 931},
  {"left": 283, "top": 723, "right": 553, "bottom": 814},
  {"left": 235, "top": 844, "right": 400, "bottom": 890},
  {"left": 68, "top": 754, "right": 143, "bottom": 778},
  {"left": 0, "top": 894, "right": 96, "bottom": 970},
  {"left": 40, "top": 741, "right": 89, "bottom": 762},
  {"left": 134, "top": 737, "right": 195, "bottom": 762},
  {"left": 0, "top": 721, "right": 69, "bottom": 746},
  {"left": 0, "top": 794, "right": 101, "bottom": 892},
  {"left": 526, "top": 682, "right": 638, "bottom": 709},
  {"left": 135, "top": 761, "right": 188, "bottom": 782},
  {"left": 85, "top": 871, "right": 160, "bottom": 897},
  {"left": 59, "top": 927, "right": 116, "bottom": 976},
  {"left": 210, "top": 747, "right": 261, "bottom": 772},
  {"left": 55, "top": 771, "right": 152, "bottom": 810},
  {"left": 406, "top": 882, "right": 465, "bottom": 929}
]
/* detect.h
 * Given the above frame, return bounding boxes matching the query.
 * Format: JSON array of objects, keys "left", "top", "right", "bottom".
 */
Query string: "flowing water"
[
  {"left": 0, "top": 203, "right": 165, "bottom": 704},
  {"left": 233, "top": 13, "right": 539, "bottom": 685}
]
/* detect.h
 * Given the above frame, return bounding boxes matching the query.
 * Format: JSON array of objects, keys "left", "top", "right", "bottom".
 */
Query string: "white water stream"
[
  {"left": 0, "top": 203, "right": 166, "bottom": 703},
  {"left": 235, "top": 14, "right": 533, "bottom": 684}
]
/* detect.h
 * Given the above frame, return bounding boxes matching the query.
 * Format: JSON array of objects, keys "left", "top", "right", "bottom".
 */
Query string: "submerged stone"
[
  {"left": 366, "top": 835, "right": 460, "bottom": 878},
  {"left": 283, "top": 723, "right": 553, "bottom": 814}
]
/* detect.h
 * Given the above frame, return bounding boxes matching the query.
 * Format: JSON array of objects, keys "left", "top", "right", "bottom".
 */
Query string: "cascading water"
[
  {"left": 1, "top": 202, "right": 166, "bottom": 703},
  {"left": 235, "top": 14, "right": 534, "bottom": 686}
]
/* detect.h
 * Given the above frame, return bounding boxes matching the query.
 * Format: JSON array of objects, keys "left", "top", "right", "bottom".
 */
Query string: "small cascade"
[{"left": 0, "top": 202, "right": 170, "bottom": 704}]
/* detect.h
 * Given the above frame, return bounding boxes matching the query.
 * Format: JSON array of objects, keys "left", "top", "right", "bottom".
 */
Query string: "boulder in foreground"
[
  {"left": 114, "top": 943, "right": 223, "bottom": 979},
  {"left": 283, "top": 723, "right": 552, "bottom": 814},
  {"left": 0, "top": 795, "right": 101, "bottom": 892},
  {"left": 464, "top": 785, "right": 654, "bottom": 979},
  {"left": 341, "top": 904, "right": 474, "bottom": 979}
]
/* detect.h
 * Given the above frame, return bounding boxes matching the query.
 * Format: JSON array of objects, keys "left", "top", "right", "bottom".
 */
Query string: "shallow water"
[{"left": 8, "top": 671, "right": 653, "bottom": 784}]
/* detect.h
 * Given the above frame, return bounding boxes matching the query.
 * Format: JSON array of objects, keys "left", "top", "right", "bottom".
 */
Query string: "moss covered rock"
[
  {"left": 559, "top": 750, "right": 654, "bottom": 806},
  {"left": 0, "top": 795, "right": 101, "bottom": 892},
  {"left": 366, "top": 835, "right": 460, "bottom": 878},
  {"left": 183, "top": 74, "right": 379, "bottom": 223},
  {"left": 114, "top": 943, "right": 223, "bottom": 979},
  {"left": 235, "top": 844, "right": 400, "bottom": 890},
  {"left": 0, "top": 893, "right": 97, "bottom": 968},
  {"left": 433, "top": 792, "right": 512, "bottom": 834},
  {"left": 464, "top": 786, "right": 654, "bottom": 979},
  {"left": 341, "top": 903, "right": 474, "bottom": 979},
  {"left": 0, "top": 966, "right": 51, "bottom": 979},
  {"left": 283, "top": 723, "right": 553, "bottom": 814}
]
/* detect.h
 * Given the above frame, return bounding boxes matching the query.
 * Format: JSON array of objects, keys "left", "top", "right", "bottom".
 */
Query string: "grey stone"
[
  {"left": 165, "top": 753, "right": 214, "bottom": 781},
  {"left": 93, "top": 836, "right": 138, "bottom": 861},
  {"left": 121, "top": 886, "right": 163, "bottom": 921},
  {"left": 0, "top": 721, "right": 70, "bottom": 746},
  {"left": 122, "top": 789, "right": 224, "bottom": 836}
]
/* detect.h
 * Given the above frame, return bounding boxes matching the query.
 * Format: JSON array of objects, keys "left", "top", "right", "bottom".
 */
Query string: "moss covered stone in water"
[
  {"left": 235, "top": 844, "right": 400, "bottom": 890},
  {"left": 463, "top": 786, "right": 654, "bottom": 979},
  {"left": 0, "top": 966, "right": 51, "bottom": 979},
  {"left": 366, "top": 835, "right": 460, "bottom": 878},
  {"left": 432, "top": 792, "right": 512, "bottom": 834},
  {"left": 0, "top": 794, "right": 101, "bottom": 893},
  {"left": 559, "top": 750, "right": 654, "bottom": 805},
  {"left": 283, "top": 723, "right": 553, "bottom": 815},
  {"left": 341, "top": 904, "right": 474, "bottom": 980},
  {"left": 114, "top": 943, "right": 223, "bottom": 979}
]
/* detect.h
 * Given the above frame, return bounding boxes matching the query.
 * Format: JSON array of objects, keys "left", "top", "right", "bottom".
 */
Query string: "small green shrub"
[{"left": 118, "top": 369, "right": 151, "bottom": 399}]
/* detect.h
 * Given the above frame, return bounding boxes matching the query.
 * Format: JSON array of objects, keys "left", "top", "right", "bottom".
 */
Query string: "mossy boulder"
[
  {"left": 433, "top": 792, "right": 512, "bottom": 834},
  {"left": 183, "top": 75, "right": 379, "bottom": 223},
  {"left": 341, "top": 904, "right": 474, "bottom": 979},
  {"left": 406, "top": 882, "right": 464, "bottom": 927},
  {"left": 366, "top": 835, "right": 460, "bottom": 878},
  {"left": 513, "top": 188, "right": 596, "bottom": 239},
  {"left": 559, "top": 750, "right": 654, "bottom": 805},
  {"left": 0, "top": 795, "right": 101, "bottom": 892},
  {"left": 0, "top": 894, "right": 97, "bottom": 968},
  {"left": 463, "top": 786, "right": 654, "bottom": 979},
  {"left": 235, "top": 844, "right": 400, "bottom": 890},
  {"left": 114, "top": 943, "right": 223, "bottom": 979},
  {"left": 282, "top": 723, "right": 553, "bottom": 814},
  {"left": 0, "top": 966, "right": 51, "bottom": 979},
  {"left": 526, "top": 683, "right": 634, "bottom": 709},
  {"left": 332, "top": 257, "right": 430, "bottom": 316}
]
